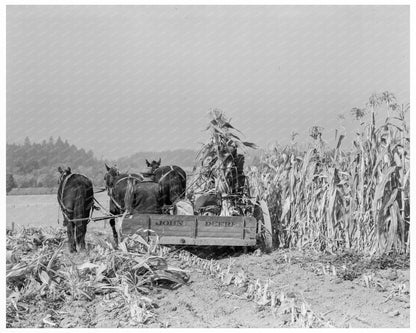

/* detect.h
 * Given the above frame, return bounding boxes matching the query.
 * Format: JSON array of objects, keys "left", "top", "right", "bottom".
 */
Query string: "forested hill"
[
  {"left": 6, "top": 137, "right": 199, "bottom": 189},
  {"left": 7, "top": 137, "right": 103, "bottom": 188}
]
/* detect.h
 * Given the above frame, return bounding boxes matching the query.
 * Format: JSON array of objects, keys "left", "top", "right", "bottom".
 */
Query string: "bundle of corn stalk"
[
  {"left": 188, "top": 109, "right": 257, "bottom": 216},
  {"left": 249, "top": 92, "right": 409, "bottom": 256},
  {"left": 6, "top": 226, "right": 189, "bottom": 327}
]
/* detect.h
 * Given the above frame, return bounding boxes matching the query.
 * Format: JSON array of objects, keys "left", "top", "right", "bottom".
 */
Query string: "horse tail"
[
  {"left": 174, "top": 167, "right": 187, "bottom": 199},
  {"left": 169, "top": 168, "right": 187, "bottom": 203},
  {"left": 73, "top": 184, "right": 87, "bottom": 221},
  {"left": 124, "top": 177, "right": 136, "bottom": 214}
]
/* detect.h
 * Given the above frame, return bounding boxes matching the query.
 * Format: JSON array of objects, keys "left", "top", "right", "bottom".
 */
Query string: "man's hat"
[{"left": 141, "top": 166, "right": 154, "bottom": 177}]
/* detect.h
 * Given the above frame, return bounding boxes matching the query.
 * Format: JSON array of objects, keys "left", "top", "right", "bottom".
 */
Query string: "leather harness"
[
  {"left": 108, "top": 174, "right": 144, "bottom": 211},
  {"left": 57, "top": 173, "right": 93, "bottom": 223}
]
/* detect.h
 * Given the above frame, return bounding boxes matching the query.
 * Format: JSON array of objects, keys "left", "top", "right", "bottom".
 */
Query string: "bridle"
[{"left": 104, "top": 168, "right": 120, "bottom": 195}]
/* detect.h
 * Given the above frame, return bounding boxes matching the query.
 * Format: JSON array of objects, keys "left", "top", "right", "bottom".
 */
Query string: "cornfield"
[
  {"left": 249, "top": 92, "right": 410, "bottom": 255},
  {"left": 6, "top": 226, "right": 189, "bottom": 327}
]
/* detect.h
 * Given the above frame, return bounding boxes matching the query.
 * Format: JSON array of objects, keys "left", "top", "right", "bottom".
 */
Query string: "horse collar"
[
  {"left": 60, "top": 173, "right": 75, "bottom": 202},
  {"left": 58, "top": 173, "right": 75, "bottom": 217}
]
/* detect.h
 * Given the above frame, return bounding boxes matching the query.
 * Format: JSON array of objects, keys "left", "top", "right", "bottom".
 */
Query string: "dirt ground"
[
  {"left": 8, "top": 244, "right": 410, "bottom": 328},
  {"left": 148, "top": 248, "right": 410, "bottom": 328}
]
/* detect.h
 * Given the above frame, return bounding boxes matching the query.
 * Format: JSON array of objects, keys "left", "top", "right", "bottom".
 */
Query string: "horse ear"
[
  {"left": 145, "top": 159, "right": 150, "bottom": 167},
  {"left": 105, "top": 163, "right": 110, "bottom": 171},
  {"left": 66, "top": 167, "right": 71, "bottom": 173},
  {"left": 157, "top": 158, "right": 161, "bottom": 165},
  {"left": 58, "top": 166, "right": 63, "bottom": 174}
]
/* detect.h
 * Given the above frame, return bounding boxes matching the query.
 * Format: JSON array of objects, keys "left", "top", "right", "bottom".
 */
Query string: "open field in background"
[
  {"left": 6, "top": 192, "right": 112, "bottom": 233},
  {"left": 8, "top": 187, "right": 58, "bottom": 196}
]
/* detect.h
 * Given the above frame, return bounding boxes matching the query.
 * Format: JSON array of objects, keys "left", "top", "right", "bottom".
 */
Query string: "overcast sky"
[{"left": 7, "top": 5, "right": 409, "bottom": 159}]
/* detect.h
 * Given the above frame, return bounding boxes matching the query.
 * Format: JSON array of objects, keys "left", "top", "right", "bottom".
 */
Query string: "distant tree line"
[
  {"left": 7, "top": 137, "right": 104, "bottom": 189},
  {"left": 6, "top": 137, "right": 200, "bottom": 190},
  {"left": 6, "top": 173, "right": 17, "bottom": 193},
  {"left": 6, "top": 136, "right": 262, "bottom": 192}
]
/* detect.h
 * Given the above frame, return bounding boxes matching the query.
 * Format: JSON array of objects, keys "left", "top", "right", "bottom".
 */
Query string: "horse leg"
[
  {"left": 108, "top": 200, "right": 119, "bottom": 246},
  {"left": 67, "top": 221, "right": 76, "bottom": 253},
  {"left": 75, "top": 221, "right": 87, "bottom": 251},
  {"left": 110, "top": 209, "right": 119, "bottom": 247},
  {"left": 109, "top": 217, "right": 118, "bottom": 246}
]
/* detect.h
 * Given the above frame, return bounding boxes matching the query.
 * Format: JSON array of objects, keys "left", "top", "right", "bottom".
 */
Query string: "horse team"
[{"left": 57, "top": 160, "right": 186, "bottom": 253}]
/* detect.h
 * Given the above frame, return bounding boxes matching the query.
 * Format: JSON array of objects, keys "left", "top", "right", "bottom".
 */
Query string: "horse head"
[
  {"left": 146, "top": 158, "right": 161, "bottom": 173},
  {"left": 57, "top": 166, "right": 72, "bottom": 184},
  {"left": 104, "top": 163, "right": 120, "bottom": 189}
]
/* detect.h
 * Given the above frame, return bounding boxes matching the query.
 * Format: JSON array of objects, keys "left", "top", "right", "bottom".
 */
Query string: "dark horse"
[
  {"left": 57, "top": 167, "right": 94, "bottom": 253},
  {"left": 104, "top": 164, "right": 143, "bottom": 244},
  {"left": 145, "top": 159, "right": 187, "bottom": 209}
]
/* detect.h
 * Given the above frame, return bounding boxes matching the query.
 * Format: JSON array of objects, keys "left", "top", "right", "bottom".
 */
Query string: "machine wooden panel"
[
  {"left": 120, "top": 214, "right": 257, "bottom": 247},
  {"left": 121, "top": 214, "right": 149, "bottom": 235},
  {"left": 149, "top": 215, "right": 196, "bottom": 238},
  {"left": 197, "top": 216, "right": 244, "bottom": 238}
]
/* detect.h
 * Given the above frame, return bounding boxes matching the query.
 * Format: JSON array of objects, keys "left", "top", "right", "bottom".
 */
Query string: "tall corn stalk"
[
  {"left": 189, "top": 109, "right": 257, "bottom": 215},
  {"left": 250, "top": 93, "right": 409, "bottom": 255}
]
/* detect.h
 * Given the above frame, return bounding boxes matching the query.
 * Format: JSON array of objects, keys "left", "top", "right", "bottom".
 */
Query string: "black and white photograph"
[{"left": 4, "top": 3, "right": 412, "bottom": 329}]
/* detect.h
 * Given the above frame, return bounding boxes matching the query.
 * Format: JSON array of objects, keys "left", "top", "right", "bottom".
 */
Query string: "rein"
[
  {"left": 94, "top": 187, "right": 107, "bottom": 193},
  {"left": 157, "top": 168, "right": 174, "bottom": 183},
  {"left": 156, "top": 166, "right": 186, "bottom": 183}
]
